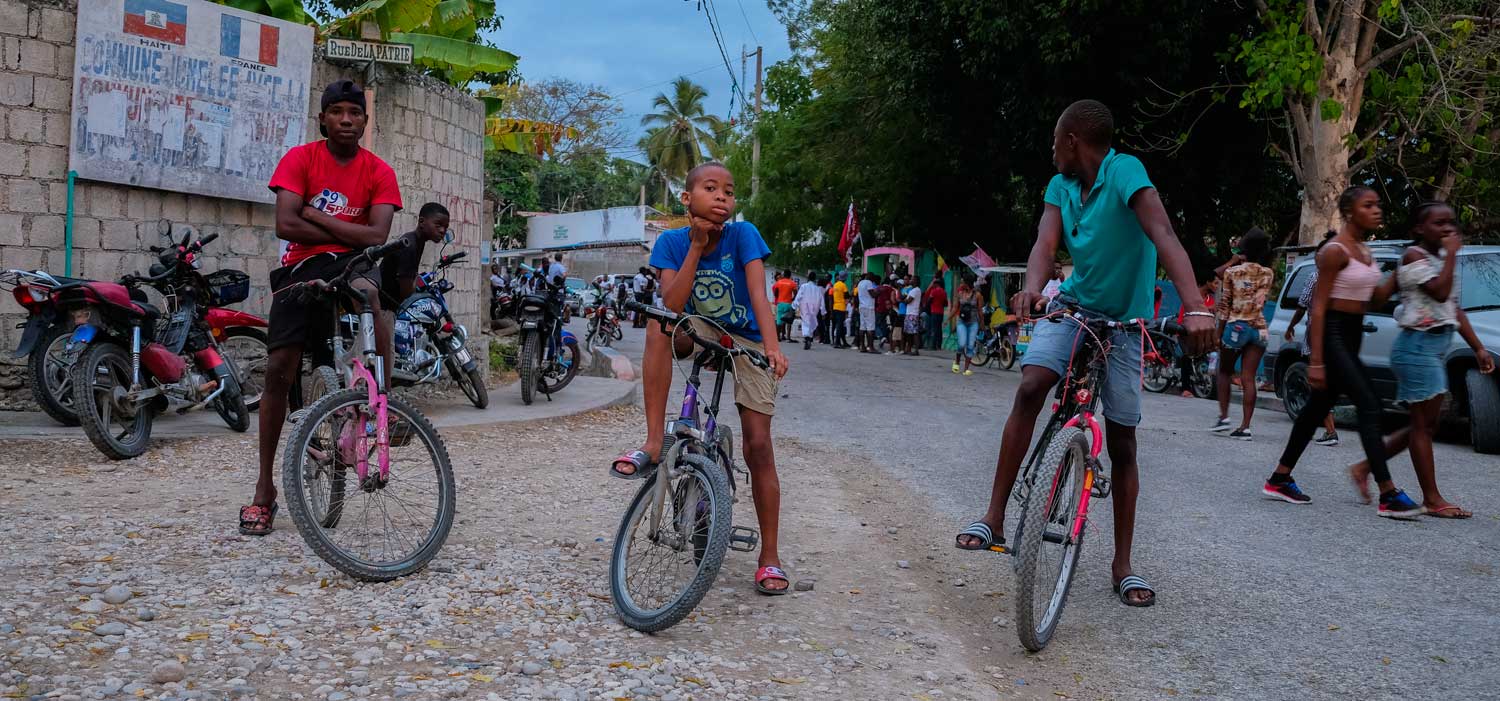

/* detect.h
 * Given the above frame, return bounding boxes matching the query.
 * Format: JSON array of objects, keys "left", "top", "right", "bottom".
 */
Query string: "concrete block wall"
[{"left": 0, "top": 0, "right": 486, "bottom": 408}]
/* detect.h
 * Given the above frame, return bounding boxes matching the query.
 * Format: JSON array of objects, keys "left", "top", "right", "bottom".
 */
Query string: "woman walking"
[
  {"left": 1262, "top": 186, "right": 1423, "bottom": 518},
  {"left": 1348, "top": 201, "right": 1494, "bottom": 516},
  {"left": 949, "top": 273, "right": 983, "bottom": 375},
  {"left": 1209, "top": 229, "right": 1275, "bottom": 440}
]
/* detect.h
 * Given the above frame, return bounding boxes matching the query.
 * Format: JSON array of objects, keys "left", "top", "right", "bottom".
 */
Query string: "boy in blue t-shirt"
[{"left": 609, "top": 162, "right": 792, "bottom": 595}]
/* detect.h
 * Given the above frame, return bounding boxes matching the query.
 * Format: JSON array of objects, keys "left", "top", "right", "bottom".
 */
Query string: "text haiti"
[{"left": 77, "top": 35, "right": 305, "bottom": 109}]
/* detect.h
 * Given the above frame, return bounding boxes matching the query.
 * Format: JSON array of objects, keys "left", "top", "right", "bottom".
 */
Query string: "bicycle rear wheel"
[
  {"left": 282, "top": 389, "right": 455, "bottom": 582},
  {"left": 610, "top": 453, "right": 733, "bottom": 632},
  {"left": 1014, "top": 426, "right": 1090, "bottom": 651}
]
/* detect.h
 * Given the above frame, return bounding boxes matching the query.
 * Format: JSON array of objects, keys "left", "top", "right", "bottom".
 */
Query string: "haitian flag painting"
[{"left": 122, "top": 0, "right": 187, "bottom": 45}]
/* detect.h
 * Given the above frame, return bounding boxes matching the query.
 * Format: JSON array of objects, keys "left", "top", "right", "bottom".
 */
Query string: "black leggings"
[{"left": 1277, "top": 311, "right": 1391, "bottom": 482}]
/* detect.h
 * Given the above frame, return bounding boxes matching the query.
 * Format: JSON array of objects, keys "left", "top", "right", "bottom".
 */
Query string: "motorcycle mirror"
[
  {"left": 443, "top": 230, "right": 454, "bottom": 244},
  {"left": 157, "top": 219, "right": 172, "bottom": 237}
]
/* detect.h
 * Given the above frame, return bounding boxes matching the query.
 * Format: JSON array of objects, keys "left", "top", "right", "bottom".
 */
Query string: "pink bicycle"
[
  {"left": 1002, "top": 301, "right": 1142, "bottom": 650},
  {"left": 279, "top": 240, "right": 456, "bottom": 582}
]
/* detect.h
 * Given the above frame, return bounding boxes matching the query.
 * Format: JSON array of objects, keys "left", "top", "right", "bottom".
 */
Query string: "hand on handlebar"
[
  {"left": 1180, "top": 312, "right": 1218, "bottom": 355},
  {"left": 1010, "top": 290, "right": 1048, "bottom": 322}
]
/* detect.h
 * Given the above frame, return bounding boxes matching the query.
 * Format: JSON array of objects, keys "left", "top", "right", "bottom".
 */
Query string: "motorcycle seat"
[{"left": 81, "top": 282, "right": 153, "bottom": 318}]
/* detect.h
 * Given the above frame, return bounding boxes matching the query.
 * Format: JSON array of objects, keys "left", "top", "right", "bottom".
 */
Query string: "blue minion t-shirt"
[{"left": 649, "top": 221, "right": 771, "bottom": 341}]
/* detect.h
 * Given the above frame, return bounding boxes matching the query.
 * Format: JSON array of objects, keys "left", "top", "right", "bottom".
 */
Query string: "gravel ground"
[{"left": 0, "top": 406, "right": 1079, "bottom": 701}]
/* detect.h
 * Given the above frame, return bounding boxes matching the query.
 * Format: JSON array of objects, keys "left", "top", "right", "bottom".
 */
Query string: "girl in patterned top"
[
  {"left": 1209, "top": 228, "right": 1276, "bottom": 441},
  {"left": 1349, "top": 201, "right": 1494, "bottom": 517}
]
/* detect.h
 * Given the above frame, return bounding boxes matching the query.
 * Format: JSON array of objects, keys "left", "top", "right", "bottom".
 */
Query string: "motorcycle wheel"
[
  {"left": 971, "top": 339, "right": 992, "bottom": 367},
  {"left": 611, "top": 323, "right": 623, "bottom": 341},
  {"left": 1142, "top": 359, "right": 1174, "bottom": 393},
  {"left": 1190, "top": 359, "right": 1217, "bottom": 399},
  {"left": 219, "top": 328, "right": 269, "bottom": 411},
  {"left": 540, "top": 340, "right": 580, "bottom": 394},
  {"left": 212, "top": 355, "right": 251, "bottom": 432},
  {"left": 29, "top": 324, "right": 80, "bottom": 426},
  {"left": 448, "top": 356, "right": 488, "bottom": 409},
  {"left": 519, "top": 330, "right": 539, "bottom": 406},
  {"left": 997, "top": 338, "right": 1017, "bottom": 370},
  {"left": 72, "top": 341, "right": 153, "bottom": 460}
]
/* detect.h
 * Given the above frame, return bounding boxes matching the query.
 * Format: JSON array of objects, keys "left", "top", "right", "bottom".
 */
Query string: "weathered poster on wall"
[{"left": 69, "top": 0, "right": 314, "bottom": 204}]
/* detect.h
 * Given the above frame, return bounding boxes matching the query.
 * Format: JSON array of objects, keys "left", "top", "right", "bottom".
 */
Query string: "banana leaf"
[
  {"left": 480, "top": 95, "right": 503, "bottom": 116},
  {"left": 217, "top": 0, "right": 312, "bottom": 24},
  {"left": 391, "top": 31, "right": 518, "bottom": 74},
  {"left": 327, "top": 0, "right": 437, "bottom": 37},
  {"left": 426, "top": 0, "right": 477, "bottom": 39}
]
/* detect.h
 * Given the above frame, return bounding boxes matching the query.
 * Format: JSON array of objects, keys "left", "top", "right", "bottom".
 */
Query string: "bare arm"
[
  {"left": 1132, "top": 188, "right": 1215, "bottom": 352},
  {"left": 300, "top": 204, "right": 397, "bottom": 248},
  {"left": 274, "top": 189, "right": 340, "bottom": 246},
  {"left": 1404, "top": 245, "right": 1458, "bottom": 302},
  {"left": 1023, "top": 205, "right": 1063, "bottom": 298},
  {"left": 744, "top": 258, "right": 787, "bottom": 378}
]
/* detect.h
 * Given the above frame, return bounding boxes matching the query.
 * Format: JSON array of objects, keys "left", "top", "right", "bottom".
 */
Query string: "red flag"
[{"left": 837, "top": 202, "right": 860, "bottom": 264}]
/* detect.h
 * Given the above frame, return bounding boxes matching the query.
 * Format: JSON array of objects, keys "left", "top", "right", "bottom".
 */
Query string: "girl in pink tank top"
[{"left": 1264, "top": 186, "right": 1423, "bottom": 519}]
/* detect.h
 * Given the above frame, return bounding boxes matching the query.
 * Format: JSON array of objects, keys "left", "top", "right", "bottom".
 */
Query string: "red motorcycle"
[{"left": 56, "top": 221, "right": 250, "bottom": 459}]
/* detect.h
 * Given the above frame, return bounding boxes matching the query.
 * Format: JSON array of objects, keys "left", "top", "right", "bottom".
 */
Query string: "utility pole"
[
  {"left": 741, "top": 44, "right": 748, "bottom": 125},
  {"left": 752, "top": 45, "right": 763, "bottom": 201}
]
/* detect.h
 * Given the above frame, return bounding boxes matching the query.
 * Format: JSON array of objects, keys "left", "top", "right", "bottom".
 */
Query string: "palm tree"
[{"left": 640, "top": 77, "right": 725, "bottom": 182}]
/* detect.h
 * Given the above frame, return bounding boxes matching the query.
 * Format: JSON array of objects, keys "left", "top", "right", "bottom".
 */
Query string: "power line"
[
  {"left": 734, "top": 0, "right": 761, "bottom": 45},
  {"left": 610, "top": 63, "right": 722, "bottom": 100},
  {"left": 700, "top": 0, "right": 750, "bottom": 109}
]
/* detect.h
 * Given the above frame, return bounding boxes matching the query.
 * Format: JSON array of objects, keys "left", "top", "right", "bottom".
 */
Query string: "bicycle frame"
[
  {"left": 646, "top": 326, "right": 735, "bottom": 540},
  {"left": 336, "top": 302, "right": 392, "bottom": 485}
]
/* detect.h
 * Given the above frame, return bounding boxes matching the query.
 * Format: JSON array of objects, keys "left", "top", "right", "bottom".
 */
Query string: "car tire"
[
  {"left": 1282, "top": 360, "right": 1312, "bottom": 423},
  {"left": 1466, "top": 368, "right": 1500, "bottom": 455}
]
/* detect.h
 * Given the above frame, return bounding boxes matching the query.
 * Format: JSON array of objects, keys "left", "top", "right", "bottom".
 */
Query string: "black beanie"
[{"left": 319, "top": 80, "right": 366, "bottom": 137}]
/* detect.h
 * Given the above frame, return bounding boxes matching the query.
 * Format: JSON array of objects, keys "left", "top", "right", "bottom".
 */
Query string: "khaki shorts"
[{"left": 677, "top": 317, "right": 777, "bottom": 416}]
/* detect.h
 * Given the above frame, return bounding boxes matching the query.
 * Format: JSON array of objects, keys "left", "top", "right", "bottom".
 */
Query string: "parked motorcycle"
[
  {"left": 60, "top": 221, "right": 250, "bottom": 459},
  {"left": 583, "top": 302, "right": 622, "bottom": 352},
  {"left": 5, "top": 267, "right": 270, "bottom": 422},
  {"left": 1143, "top": 318, "right": 1215, "bottom": 398},
  {"left": 515, "top": 281, "right": 579, "bottom": 405},
  {"left": 972, "top": 320, "right": 1019, "bottom": 370},
  {"left": 313, "top": 250, "right": 488, "bottom": 409},
  {"left": 4, "top": 269, "right": 90, "bottom": 425}
]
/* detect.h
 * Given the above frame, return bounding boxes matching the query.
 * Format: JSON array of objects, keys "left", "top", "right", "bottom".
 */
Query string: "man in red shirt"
[
  {"left": 240, "top": 80, "right": 403, "bottom": 537},
  {"left": 922, "top": 277, "right": 948, "bottom": 350}
]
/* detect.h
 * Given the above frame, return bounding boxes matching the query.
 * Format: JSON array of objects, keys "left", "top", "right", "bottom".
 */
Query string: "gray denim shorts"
[{"left": 1020, "top": 303, "right": 1144, "bottom": 427}]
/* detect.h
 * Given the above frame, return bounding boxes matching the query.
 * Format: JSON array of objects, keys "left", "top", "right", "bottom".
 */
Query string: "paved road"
[{"left": 605, "top": 322, "right": 1499, "bottom": 699}]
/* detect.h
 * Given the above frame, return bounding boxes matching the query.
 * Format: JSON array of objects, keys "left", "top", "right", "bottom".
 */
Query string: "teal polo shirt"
[{"left": 1044, "top": 149, "right": 1158, "bottom": 321}]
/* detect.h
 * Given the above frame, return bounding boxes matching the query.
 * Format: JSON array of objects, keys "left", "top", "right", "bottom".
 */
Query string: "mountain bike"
[
  {"left": 997, "top": 301, "right": 1141, "bottom": 651},
  {"left": 277, "top": 239, "right": 456, "bottom": 582},
  {"left": 609, "top": 301, "right": 767, "bottom": 632}
]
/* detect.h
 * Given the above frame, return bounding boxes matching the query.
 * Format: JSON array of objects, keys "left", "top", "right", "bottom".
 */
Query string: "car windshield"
[
  {"left": 565, "top": 278, "right": 585, "bottom": 291},
  {"left": 1461, "top": 252, "right": 1500, "bottom": 311}
]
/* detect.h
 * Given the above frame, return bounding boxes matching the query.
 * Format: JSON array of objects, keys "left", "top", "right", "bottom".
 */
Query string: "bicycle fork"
[{"left": 1061, "top": 411, "right": 1110, "bottom": 541}]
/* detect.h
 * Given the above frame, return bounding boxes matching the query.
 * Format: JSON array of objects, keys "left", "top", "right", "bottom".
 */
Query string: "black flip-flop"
[
  {"left": 1113, "top": 574, "right": 1156, "bottom": 608},
  {"left": 954, "top": 521, "right": 1002, "bottom": 551},
  {"left": 610, "top": 450, "right": 656, "bottom": 480}
]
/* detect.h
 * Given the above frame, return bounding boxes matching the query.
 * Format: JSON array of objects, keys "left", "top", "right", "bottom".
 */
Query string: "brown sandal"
[{"left": 238, "top": 502, "right": 279, "bottom": 536}]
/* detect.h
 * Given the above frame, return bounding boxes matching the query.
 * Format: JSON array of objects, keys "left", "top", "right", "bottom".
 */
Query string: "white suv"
[{"left": 1265, "top": 244, "right": 1500, "bottom": 454}]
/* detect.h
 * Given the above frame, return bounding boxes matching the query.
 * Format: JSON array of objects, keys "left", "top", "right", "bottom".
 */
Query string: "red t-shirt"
[
  {"left": 924, "top": 285, "right": 948, "bottom": 314},
  {"left": 268, "top": 141, "right": 403, "bottom": 266}
]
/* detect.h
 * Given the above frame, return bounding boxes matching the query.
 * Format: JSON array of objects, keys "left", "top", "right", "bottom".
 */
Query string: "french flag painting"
[
  {"left": 122, "top": 0, "right": 188, "bottom": 45},
  {"left": 220, "top": 14, "right": 280, "bottom": 66}
]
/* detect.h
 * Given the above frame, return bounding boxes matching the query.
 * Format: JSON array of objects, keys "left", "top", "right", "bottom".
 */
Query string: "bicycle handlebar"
[{"left": 625, "top": 300, "right": 770, "bottom": 370}]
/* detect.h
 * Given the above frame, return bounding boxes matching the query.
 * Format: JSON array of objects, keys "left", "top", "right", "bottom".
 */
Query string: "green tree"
[{"left": 640, "top": 77, "right": 726, "bottom": 182}]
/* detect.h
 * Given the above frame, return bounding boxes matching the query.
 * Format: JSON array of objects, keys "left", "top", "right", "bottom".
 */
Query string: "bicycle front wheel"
[
  {"left": 1013, "top": 426, "right": 1089, "bottom": 651},
  {"left": 610, "top": 453, "right": 733, "bottom": 632},
  {"left": 282, "top": 389, "right": 455, "bottom": 582}
]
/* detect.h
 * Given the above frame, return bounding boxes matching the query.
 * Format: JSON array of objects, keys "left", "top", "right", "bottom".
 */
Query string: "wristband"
[{"left": 1183, "top": 311, "right": 1215, "bottom": 319}]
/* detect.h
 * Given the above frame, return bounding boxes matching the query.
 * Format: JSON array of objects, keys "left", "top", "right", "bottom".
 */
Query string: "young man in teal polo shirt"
[{"left": 953, "top": 100, "right": 1216, "bottom": 607}]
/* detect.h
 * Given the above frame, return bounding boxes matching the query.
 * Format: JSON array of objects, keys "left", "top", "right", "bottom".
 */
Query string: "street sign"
[{"left": 325, "top": 37, "right": 413, "bottom": 65}]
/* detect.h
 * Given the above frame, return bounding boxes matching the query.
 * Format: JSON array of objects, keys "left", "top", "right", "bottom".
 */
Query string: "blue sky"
[{"left": 483, "top": 0, "right": 793, "bottom": 164}]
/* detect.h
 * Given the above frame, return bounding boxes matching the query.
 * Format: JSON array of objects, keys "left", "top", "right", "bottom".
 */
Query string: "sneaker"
[
  {"left": 1228, "top": 429, "right": 1252, "bottom": 441},
  {"left": 1262, "top": 479, "right": 1311, "bottom": 504},
  {"left": 963, "top": 370, "right": 974, "bottom": 376},
  {"left": 1314, "top": 432, "right": 1340, "bottom": 447},
  {"left": 952, "top": 364, "right": 961, "bottom": 373},
  {"left": 1377, "top": 489, "right": 1424, "bottom": 519},
  {"left": 1209, "top": 417, "right": 1232, "bottom": 432}
]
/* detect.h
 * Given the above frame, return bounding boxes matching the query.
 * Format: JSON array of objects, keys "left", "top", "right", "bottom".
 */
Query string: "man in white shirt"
[
  {"left": 1042, "top": 262, "right": 1065, "bottom": 301},
  {"left": 793, "top": 270, "right": 825, "bottom": 351},
  {"left": 546, "top": 253, "right": 567, "bottom": 286},
  {"left": 855, "top": 273, "right": 877, "bottom": 353},
  {"left": 903, "top": 278, "right": 923, "bottom": 355}
]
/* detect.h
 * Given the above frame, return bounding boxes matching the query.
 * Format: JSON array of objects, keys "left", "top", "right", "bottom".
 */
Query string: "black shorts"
[{"left": 267, "top": 252, "right": 361, "bottom": 352}]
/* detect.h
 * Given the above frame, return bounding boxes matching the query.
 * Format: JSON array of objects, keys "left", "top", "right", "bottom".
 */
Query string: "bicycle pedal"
[
  {"left": 1091, "top": 475, "right": 1112, "bottom": 498},
  {"left": 728, "top": 526, "right": 759, "bottom": 552},
  {"left": 987, "top": 544, "right": 1011, "bottom": 555}
]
